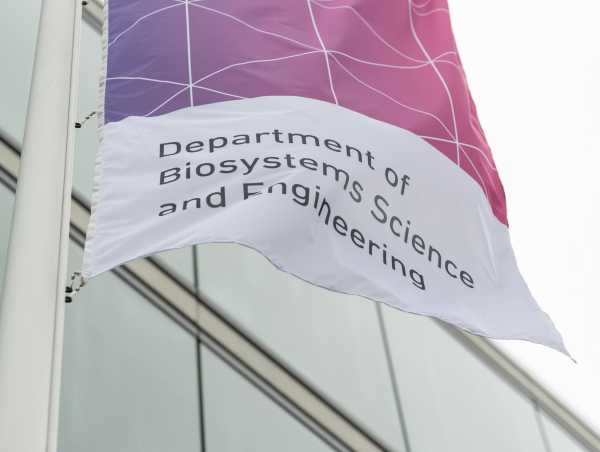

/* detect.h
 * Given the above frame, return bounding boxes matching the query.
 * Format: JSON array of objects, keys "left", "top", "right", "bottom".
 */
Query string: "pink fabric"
[{"left": 106, "top": 0, "right": 507, "bottom": 224}]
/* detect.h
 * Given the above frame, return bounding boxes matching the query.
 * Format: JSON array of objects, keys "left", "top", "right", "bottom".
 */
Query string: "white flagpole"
[{"left": 0, "top": 0, "right": 82, "bottom": 450}]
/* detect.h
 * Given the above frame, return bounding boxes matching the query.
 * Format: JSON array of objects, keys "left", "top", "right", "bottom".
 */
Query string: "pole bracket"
[
  {"left": 65, "top": 271, "right": 86, "bottom": 303},
  {"left": 74, "top": 110, "right": 96, "bottom": 129}
]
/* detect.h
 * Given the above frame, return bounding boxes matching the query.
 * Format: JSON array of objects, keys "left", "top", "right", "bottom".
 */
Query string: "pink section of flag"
[{"left": 105, "top": 0, "right": 507, "bottom": 224}]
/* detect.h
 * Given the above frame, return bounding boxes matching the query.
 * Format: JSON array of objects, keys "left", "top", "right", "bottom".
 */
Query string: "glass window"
[
  {"left": 383, "top": 305, "right": 548, "bottom": 452},
  {"left": 0, "top": 0, "right": 42, "bottom": 142},
  {"left": 541, "top": 412, "right": 589, "bottom": 452},
  {"left": 0, "top": 183, "right": 15, "bottom": 295},
  {"left": 201, "top": 344, "right": 333, "bottom": 452},
  {"left": 195, "top": 243, "right": 406, "bottom": 450},
  {"left": 156, "top": 246, "right": 197, "bottom": 288},
  {"left": 58, "top": 243, "right": 202, "bottom": 452}
]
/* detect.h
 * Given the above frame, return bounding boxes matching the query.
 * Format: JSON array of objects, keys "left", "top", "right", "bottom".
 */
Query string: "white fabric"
[{"left": 83, "top": 96, "right": 568, "bottom": 354}]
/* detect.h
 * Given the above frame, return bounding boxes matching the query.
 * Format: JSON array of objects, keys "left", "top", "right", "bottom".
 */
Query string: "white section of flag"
[{"left": 84, "top": 96, "right": 568, "bottom": 354}]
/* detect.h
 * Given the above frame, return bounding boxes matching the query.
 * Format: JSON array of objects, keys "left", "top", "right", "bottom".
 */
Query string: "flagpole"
[{"left": 0, "top": 0, "right": 82, "bottom": 450}]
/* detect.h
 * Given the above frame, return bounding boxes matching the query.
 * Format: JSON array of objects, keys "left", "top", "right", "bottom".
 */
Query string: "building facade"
[{"left": 1, "top": 1, "right": 599, "bottom": 451}]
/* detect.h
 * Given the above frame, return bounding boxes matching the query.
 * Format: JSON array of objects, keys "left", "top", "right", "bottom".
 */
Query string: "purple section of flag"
[{"left": 104, "top": 0, "right": 507, "bottom": 224}]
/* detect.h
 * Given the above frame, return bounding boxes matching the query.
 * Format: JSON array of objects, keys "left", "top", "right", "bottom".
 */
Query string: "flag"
[{"left": 83, "top": 0, "right": 568, "bottom": 354}]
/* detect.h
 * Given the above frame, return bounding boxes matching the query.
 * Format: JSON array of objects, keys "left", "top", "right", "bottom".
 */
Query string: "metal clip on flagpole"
[
  {"left": 0, "top": 0, "right": 82, "bottom": 451},
  {"left": 74, "top": 110, "right": 96, "bottom": 129},
  {"left": 65, "top": 272, "right": 86, "bottom": 303}
]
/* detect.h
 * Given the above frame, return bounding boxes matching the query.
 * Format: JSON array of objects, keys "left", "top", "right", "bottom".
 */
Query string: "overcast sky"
[{"left": 450, "top": 0, "right": 600, "bottom": 432}]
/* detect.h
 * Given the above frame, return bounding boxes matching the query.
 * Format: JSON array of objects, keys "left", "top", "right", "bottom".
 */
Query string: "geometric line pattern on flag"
[{"left": 104, "top": 0, "right": 507, "bottom": 224}]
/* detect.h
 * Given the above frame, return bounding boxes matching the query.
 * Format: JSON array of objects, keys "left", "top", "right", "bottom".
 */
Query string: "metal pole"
[{"left": 0, "top": 0, "right": 81, "bottom": 450}]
